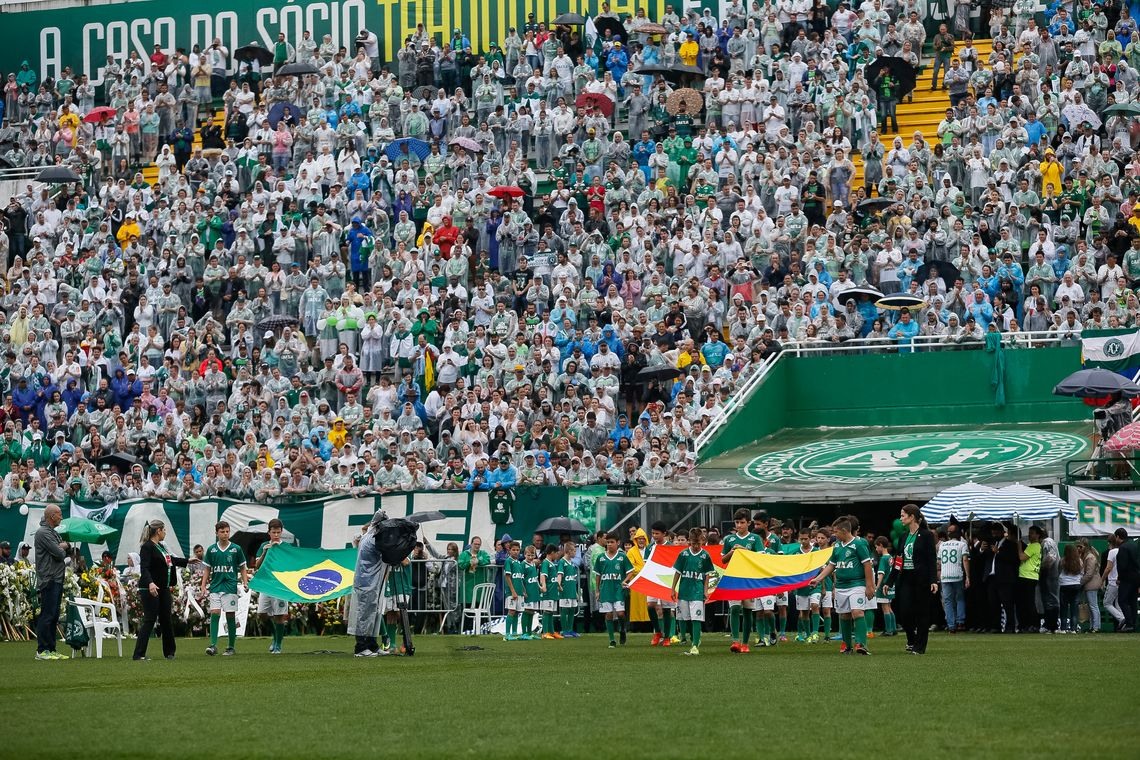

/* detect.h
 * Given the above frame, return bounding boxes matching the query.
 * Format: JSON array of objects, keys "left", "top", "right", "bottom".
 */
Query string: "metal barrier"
[
  {"left": 693, "top": 351, "right": 782, "bottom": 454},
  {"left": 404, "top": 559, "right": 508, "bottom": 634},
  {"left": 783, "top": 330, "right": 1066, "bottom": 356}
]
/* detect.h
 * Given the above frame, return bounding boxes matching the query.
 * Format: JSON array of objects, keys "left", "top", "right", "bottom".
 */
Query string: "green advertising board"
[
  {"left": 0, "top": 0, "right": 709, "bottom": 86},
  {"left": 0, "top": 487, "right": 575, "bottom": 565}
]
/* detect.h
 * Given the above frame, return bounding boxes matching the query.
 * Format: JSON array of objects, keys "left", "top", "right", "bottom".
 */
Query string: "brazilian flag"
[{"left": 250, "top": 544, "right": 358, "bottom": 602}]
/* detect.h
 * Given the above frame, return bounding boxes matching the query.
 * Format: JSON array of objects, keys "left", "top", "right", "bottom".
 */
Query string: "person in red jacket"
[{"left": 434, "top": 214, "right": 460, "bottom": 259}]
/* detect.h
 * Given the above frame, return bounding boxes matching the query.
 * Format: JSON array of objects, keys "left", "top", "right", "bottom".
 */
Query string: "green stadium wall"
[{"left": 700, "top": 345, "right": 1088, "bottom": 462}]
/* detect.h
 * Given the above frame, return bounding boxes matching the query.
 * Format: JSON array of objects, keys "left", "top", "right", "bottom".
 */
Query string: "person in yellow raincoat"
[{"left": 626, "top": 528, "right": 650, "bottom": 624}]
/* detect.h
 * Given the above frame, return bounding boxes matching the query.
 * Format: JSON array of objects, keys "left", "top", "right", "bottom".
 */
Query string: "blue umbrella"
[
  {"left": 385, "top": 138, "right": 430, "bottom": 162},
  {"left": 267, "top": 102, "right": 299, "bottom": 128}
]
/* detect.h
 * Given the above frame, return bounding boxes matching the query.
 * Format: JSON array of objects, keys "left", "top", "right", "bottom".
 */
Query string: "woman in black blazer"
[
  {"left": 132, "top": 520, "right": 194, "bottom": 660},
  {"left": 890, "top": 503, "right": 939, "bottom": 655}
]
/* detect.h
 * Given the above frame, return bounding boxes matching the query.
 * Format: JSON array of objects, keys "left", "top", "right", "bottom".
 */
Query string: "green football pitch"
[{"left": 4, "top": 633, "right": 1137, "bottom": 758}]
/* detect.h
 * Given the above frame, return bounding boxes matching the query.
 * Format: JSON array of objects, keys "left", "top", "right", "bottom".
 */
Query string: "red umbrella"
[
  {"left": 488, "top": 186, "right": 525, "bottom": 200},
  {"left": 82, "top": 106, "right": 117, "bottom": 123},
  {"left": 575, "top": 92, "right": 613, "bottom": 117},
  {"left": 1105, "top": 421, "right": 1140, "bottom": 451}
]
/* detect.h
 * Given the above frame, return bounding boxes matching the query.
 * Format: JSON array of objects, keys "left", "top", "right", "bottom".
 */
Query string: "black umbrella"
[
  {"left": 267, "top": 102, "right": 299, "bottom": 128},
  {"left": 1054, "top": 369, "right": 1140, "bottom": 398},
  {"left": 98, "top": 452, "right": 139, "bottom": 473},
  {"left": 634, "top": 63, "right": 704, "bottom": 82},
  {"left": 835, "top": 286, "right": 884, "bottom": 306},
  {"left": 594, "top": 16, "right": 627, "bottom": 43},
  {"left": 235, "top": 44, "right": 275, "bottom": 66},
  {"left": 636, "top": 364, "right": 683, "bottom": 384},
  {"left": 865, "top": 56, "right": 917, "bottom": 98},
  {"left": 553, "top": 12, "right": 587, "bottom": 25},
  {"left": 534, "top": 516, "right": 591, "bottom": 536},
  {"left": 876, "top": 294, "right": 927, "bottom": 311},
  {"left": 916, "top": 260, "right": 961, "bottom": 287},
  {"left": 857, "top": 196, "right": 897, "bottom": 212},
  {"left": 257, "top": 315, "right": 300, "bottom": 332},
  {"left": 276, "top": 61, "right": 320, "bottom": 77},
  {"left": 36, "top": 165, "right": 81, "bottom": 183}
]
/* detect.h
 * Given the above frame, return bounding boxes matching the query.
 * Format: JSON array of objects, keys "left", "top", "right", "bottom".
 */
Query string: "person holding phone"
[{"left": 132, "top": 519, "right": 195, "bottom": 660}]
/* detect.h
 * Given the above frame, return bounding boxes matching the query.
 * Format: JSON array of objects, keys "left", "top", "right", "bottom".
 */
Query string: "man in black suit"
[{"left": 985, "top": 522, "right": 1019, "bottom": 633}]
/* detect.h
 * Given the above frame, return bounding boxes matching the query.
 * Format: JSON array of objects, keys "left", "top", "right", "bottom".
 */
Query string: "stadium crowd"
[{"left": 0, "top": 0, "right": 1137, "bottom": 498}]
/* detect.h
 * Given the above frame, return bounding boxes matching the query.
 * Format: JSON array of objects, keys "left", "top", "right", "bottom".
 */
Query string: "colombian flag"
[
  {"left": 712, "top": 548, "right": 833, "bottom": 600},
  {"left": 629, "top": 545, "right": 831, "bottom": 601},
  {"left": 249, "top": 544, "right": 358, "bottom": 603}
]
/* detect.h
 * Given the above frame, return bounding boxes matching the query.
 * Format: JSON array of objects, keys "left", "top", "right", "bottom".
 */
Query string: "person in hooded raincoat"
[
  {"left": 625, "top": 528, "right": 650, "bottom": 623},
  {"left": 347, "top": 510, "right": 389, "bottom": 656}
]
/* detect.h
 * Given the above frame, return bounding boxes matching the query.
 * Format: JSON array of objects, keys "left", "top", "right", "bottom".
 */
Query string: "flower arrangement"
[
  {"left": 316, "top": 599, "right": 345, "bottom": 635},
  {"left": 0, "top": 562, "right": 34, "bottom": 640}
]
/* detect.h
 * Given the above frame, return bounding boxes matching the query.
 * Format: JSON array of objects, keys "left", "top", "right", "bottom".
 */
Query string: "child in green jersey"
[
  {"left": 723, "top": 508, "right": 762, "bottom": 653},
  {"left": 557, "top": 540, "right": 581, "bottom": 638},
  {"left": 383, "top": 556, "right": 412, "bottom": 653},
  {"left": 645, "top": 521, "right": 678, "bottom": 647},
  {"left": 753, "top": 510, "right": 781, "bottom": 647},
  {"left": 810, "top": 517, "right": 875, "bottom": 655},
  {"left": 521, "top": 545, "right": 541, "bottom": 640},
  {"left": 793, "top": 529, "right": 823, "bottom": 643},
  {"left": 252, "top": 518, "right": 289, "bottom": 654},
  {"left": 503, "top": 541, "right": 526, "bottom": 641},
  {"left": 592, "top": 532, "right": 634, "bottom": 648},
  {"left": 202, "top": 521, "right": 248, "bottom": 657},
  {"left": 815, "top": 528, "right": 836, "bottom": 641},
  {"left": 671, "top": 527, "right": 714, "bottom": 656},
  {"left": 539, "top": 544, "right": 563, "bottom": 639},
  {"left": 874, "top": 536, "right": 897, "bottom": 636}
]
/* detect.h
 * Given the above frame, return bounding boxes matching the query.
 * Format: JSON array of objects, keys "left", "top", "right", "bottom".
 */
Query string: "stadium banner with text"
[
  {"left": 0, "top": 0, "right": 713, "bottom": 86},
  {"left": 0, "top": 487, "right": 572, "bottom": 565},
  {"left": 1067, "top": 486, "right": 1140, "bottom": 537}
]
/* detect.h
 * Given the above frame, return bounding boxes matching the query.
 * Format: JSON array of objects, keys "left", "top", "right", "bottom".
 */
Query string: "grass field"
[{"left": 5, "top": 632, "right": 1138, "bottom": 759}]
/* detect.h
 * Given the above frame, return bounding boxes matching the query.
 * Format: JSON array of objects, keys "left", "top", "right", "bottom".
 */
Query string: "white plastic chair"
[
  {"left": 69, "top": 597, "right": 123, "bottom": 658},
  {"left": 461, "top": 583, "right": 496, "bottom": 635},
  {"left": 96, "top": 578, "right": 130, "bottom": 637}
]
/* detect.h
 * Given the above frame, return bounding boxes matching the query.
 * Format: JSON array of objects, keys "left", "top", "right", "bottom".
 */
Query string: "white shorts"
[
  {"left": 821, "top": 589, "right": 834, "bottom": 608},
  {"left": 728, "top": 598, "right": 757, "bottom": 610},
  {"left": 757, "top": 595, "right": 777, "bottom": 612},
  {"left": 677, "top": 600, "right": 705, "bottom": 621},
  {"left": 648, "top": 597, "right": 678, "bottom": 610},
  {"left": 505, "top": 596, "right": 526, "bottom": 612},
  {"left": 524, "top": 601, "right": 539, "bottom": 612},
  {"left": 558, "top": 599, "right": 578, "bottom": 609},
  {"left": 208, "top": 592, "right": 239, "bottom": 613},
  {"left": 256, "top": 594, "right": 288, "bottom": 616},
  {"left": 775, "top": 592, "right": 788, "bottom": 606},
  {"left": 834, "top": 587, "right": 870, "bottom": 614},
  {"left": 597, "top": 601, "right": 625, "bottom": 614},
  {"left": 384, "top": 594, "right": 409, "bottom": 611},
  {"left": 795, "top": 591, "right": 821, "bottom": 608},
  {"left": 540, "top": 599, "right": 557, "bottom": 613}
]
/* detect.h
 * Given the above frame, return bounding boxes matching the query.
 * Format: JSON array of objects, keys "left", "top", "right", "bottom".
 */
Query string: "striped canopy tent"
[
  {"left": 1105, "top": 421, "right": 1140, "bottom": 452},
  {"left": 922, "top": 483, "right": 997, "bottom": 523},
  {"left": 960, "top": 484, "right": 1076, "bottom": 522}
]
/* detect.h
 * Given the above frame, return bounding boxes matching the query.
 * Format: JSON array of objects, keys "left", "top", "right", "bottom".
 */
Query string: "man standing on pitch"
[{"left": 33, "top": 505, "right": 69, "bottom": 660}]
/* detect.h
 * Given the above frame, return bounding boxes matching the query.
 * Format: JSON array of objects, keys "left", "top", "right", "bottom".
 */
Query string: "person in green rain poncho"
[
  {"left": 458, "top": 536, "right": 493, "bottom": 613},
  {"left": 410, "top": 308, "right": 439, "bottom": 346}
]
